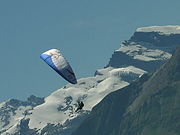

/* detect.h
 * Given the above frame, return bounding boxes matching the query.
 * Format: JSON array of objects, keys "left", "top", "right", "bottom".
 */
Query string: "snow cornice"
[{"left": 136, "top": 25, "right": 180, "bottom": 35}]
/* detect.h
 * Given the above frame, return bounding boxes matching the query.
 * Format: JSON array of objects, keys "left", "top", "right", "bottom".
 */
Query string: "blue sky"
[{"left": 0, "top": 0, "right": 180, "bottom": 101}]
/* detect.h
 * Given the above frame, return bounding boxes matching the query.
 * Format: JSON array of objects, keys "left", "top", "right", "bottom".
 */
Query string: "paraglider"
[{"left": 40, "top": 49, "right": 77, "bottom": 84}]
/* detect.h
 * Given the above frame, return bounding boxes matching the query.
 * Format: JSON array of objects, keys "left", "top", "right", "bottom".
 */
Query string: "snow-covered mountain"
[
  {"left": 1, "top": 25, "right": 180, "bottom": 135},
  {"left": 72, "top": 41, "right": 180, "bottom": 135},
  {"left": 0, "top": 96, "right": 44, "bottom": 135},
  {"left": 1, "top": 66, "right": 146, "bottom": 135}
]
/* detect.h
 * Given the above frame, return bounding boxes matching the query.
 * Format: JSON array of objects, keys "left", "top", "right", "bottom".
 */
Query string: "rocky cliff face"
[
  {"left": 132, "top": 26, "right": 180, "bottom": 48},
  {"left": 72, "top": 43, "right": 180, "bottom": 135},
  {"left": 107, "top": 26, "right": 180, "bottom": 71},
  {"left": 107, "top": 43, "right": 170, "bottom": 72},
  {"left": 130, "top": 33, "right": 180, "bottom": 48}
]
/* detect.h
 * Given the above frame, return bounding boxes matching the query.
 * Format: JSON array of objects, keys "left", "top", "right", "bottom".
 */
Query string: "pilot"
[{"left": 75, "top": 101, "right": 84, "bottom": 112}]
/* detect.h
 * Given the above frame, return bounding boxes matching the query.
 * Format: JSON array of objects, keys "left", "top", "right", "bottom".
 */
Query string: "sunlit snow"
[
  {"left": 136, "top": 25, "right": 180, "bottom": 35},
  {"left": 28, "top": 66, "right": 146, "bottom": 130}
]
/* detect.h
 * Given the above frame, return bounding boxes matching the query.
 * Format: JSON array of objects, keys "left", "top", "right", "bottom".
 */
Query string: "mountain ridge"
[{"left": 72, "top": 45, "right": 180, "bottom": 135}]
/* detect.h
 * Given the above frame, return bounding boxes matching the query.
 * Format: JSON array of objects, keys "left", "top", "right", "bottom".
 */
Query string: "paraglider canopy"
[{"left": 40, "top": 49, "right": 77, "bottom": 84}]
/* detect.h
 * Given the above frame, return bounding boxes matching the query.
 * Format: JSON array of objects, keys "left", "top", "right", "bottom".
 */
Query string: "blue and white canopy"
[{"left": 40, "top": 49, "right": 77, "bottom": 84}]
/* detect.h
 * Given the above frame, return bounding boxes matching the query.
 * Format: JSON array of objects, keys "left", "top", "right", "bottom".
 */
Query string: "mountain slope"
[
  {"left": 72, "top": 45, "right": 180, "bottom": 135},
  {"left": 0, "top": 66, "right": 146, "bottom": 135},
  {"left": 0, "top": 96, "right": 44, "bottom": 135},
  {"left": 27, "top": 66, "right": 145, "bottom": 133}
]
